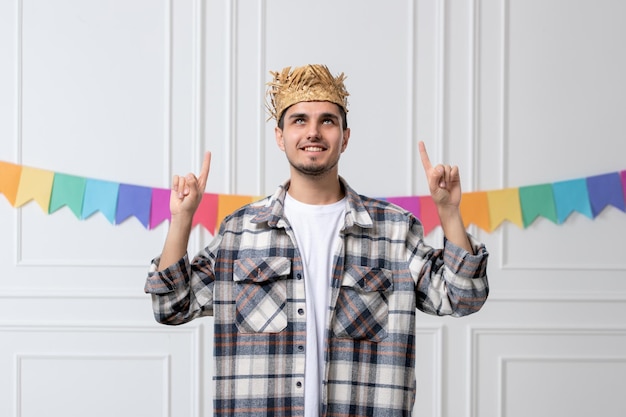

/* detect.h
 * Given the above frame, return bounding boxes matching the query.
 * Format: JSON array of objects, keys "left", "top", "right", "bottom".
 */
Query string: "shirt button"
[
  {"left": 296, "top": 274, "right": 302, "bottom": 280},
  {"left": 297, "top": 345, "right": 304, "bottom": 352},
  {"left": 297, "top": 308, "right": 304, "bottom": 315},
  {"left": 296, "top": 381, "right": 302, "bottom": 388}
]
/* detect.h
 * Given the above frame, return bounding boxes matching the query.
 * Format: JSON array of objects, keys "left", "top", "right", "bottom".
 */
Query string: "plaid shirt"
[{"left": 145, "top": 178, "right": 489, "bottom": 417}]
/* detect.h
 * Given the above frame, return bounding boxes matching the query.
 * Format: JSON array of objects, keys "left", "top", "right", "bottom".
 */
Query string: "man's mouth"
[{"left": 302, "top": 146, "right": 325, "bottom": 152}]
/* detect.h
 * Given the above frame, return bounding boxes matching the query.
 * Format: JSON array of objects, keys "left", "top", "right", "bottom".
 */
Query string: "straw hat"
[{"left": 266, "top": 64, "right": 349, "bottom": 121}]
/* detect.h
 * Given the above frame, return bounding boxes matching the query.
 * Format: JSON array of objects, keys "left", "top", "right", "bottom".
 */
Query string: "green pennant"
[
  {"left": 519, "top": 183, "right": 558, "bottom": 227},
  {"left": 49, "top": 173, "right": 87, "bottom": 218}
]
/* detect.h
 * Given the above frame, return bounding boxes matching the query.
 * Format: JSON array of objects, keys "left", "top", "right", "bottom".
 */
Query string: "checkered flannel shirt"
[{"left": 145, "top": 177, "right": 489, "bottom": 417}]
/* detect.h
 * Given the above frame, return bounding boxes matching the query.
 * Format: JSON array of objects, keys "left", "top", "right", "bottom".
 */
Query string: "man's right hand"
[
  {"left": 157, "top": 151, "right": 212, "bottom": 271},
  {"left": 170, "top": 151, "right": 212, "bottom": 219}
]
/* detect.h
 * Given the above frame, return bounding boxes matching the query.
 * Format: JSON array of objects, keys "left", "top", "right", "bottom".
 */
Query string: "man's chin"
[{"left": 291, "top": 163, "right": 330, "bottom": 177}]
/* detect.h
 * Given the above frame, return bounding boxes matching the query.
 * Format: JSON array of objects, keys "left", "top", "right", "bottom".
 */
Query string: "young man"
[{"left": 145, "top": 64, "right": 489, "bottom": 417}]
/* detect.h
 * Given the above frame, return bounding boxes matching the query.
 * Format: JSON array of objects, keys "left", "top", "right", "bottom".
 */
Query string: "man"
[{"left": 145, "top": 64, "right": 489, "bottom": 416}]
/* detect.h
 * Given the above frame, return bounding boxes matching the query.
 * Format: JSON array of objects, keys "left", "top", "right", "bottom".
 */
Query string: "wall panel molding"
[
  {"left": 0, "top": 288, "right": 146, "bottom": 300},
  {"left": 0, "top": 322, "right": 202, "bottom": 417},
  {"left": 224, "top": 0, "right": 237, "bottom": 193},
  {"left": 14, "top": 0, "right": 176, "bottom": 268},
  {"left": 406, "top": 0, "right": 417, "bottom": 195},
  {"left": 498, "top": 355, "right": 626, "bottom": 416},
  {"left": 255, "top": 0, "right": 267, "bottom": 195},
  {"left": 415, "top": 324, "right": 444, "bottom": 417},
  {"left": 485, "top": 290, "right": 626, "bottom": 303},
  {"left": 475, "top": 0, "right": 626, "bottom": 272},
  {"left": 468, "top": 326, "right": 626, "bottom": 417},
  {"left": 15, "top": 353, "right": 171, "bottom": 417}
]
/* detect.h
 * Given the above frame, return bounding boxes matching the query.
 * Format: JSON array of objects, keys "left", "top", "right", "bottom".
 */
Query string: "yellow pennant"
[
  {"left": 14, "top": 167, "right": 55, "bottom": 212},
  {"left": 486, "top": 188, "right": 523, "bottom": 229}
]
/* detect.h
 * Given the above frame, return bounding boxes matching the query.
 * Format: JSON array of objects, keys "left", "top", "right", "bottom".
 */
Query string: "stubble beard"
[{"left": 288, "top": 154, "right": 340, "bottom": 178}]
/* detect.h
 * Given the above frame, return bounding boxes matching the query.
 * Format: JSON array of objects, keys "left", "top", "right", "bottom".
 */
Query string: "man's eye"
[
  {"left": 323, "top": 119, "right": 334, "bottom": 124},
  {"left": 295, "top": 118, "right": 305, "bottom": 124}
]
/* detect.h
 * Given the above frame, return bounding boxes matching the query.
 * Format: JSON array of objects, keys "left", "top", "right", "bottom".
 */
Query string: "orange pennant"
[
  {"left": 216, "top": 195, "right": 255, "bottom": 230},
  {"left": 0, "top": 161, "right": 23, "bottom": 206},
  {"left": 460, "top": 191, "right": 491, "bottom": 232},
  {"left": 14, "top": 166, "right": 55, "bottom": 211},
  {"left": 486, "top": 188, "right": 523, "bottom": 230}
]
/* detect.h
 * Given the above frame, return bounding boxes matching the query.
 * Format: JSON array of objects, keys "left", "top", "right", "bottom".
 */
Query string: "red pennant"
[
  {"left": 192, "top": 193, "right": 219, "bottom": 234},
  {"left": 418, "top": 196, "right": 440, "bottom": 235}
]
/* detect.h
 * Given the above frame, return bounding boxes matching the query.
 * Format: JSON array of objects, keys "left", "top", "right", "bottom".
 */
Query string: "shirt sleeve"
[
  {"left": 408, "top": 217, "right": 489, "bottom": 317},
  {"left": 144, "top": 237, "right": 220, "bottom": 325}
]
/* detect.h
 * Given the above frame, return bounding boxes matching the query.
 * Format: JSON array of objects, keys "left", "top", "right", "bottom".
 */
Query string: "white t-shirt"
[{"left": 283, "top": 193, "right": 346, "bottom": 417}]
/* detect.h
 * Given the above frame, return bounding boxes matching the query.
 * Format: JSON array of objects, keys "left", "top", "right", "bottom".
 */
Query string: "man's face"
[{"left": 275, "top": 101, "right": 350, "bottom": 178}]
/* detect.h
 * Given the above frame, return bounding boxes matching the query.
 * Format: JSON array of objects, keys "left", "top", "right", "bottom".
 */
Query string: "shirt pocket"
[
  {"left": 332, "top": 265, "right": 393, "bottom": 342},
  {"left": 233, "top": 257, "right": 291, "bottom": 333}
]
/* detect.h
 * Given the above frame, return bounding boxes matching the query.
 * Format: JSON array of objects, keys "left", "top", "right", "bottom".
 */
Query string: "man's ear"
[{"left": 275, "top": 126, "right": 285, "bottom": 151}]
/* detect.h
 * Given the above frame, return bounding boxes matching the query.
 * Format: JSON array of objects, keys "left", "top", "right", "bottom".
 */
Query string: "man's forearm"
[
  {"left": 157, "top": 215, "right": 194, "bottom": 270},
  {"left": 438, "top": 206, "right": 473, "bottom": 254}
]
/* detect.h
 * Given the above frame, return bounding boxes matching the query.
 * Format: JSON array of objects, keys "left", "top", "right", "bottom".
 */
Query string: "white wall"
[{"left": 1, "top": 1, "right": 625, "bottom": 416}]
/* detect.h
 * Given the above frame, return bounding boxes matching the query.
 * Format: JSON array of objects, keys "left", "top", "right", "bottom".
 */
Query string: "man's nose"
[{"left": 307, "top": 123, "right": 320, "bottom": 139}]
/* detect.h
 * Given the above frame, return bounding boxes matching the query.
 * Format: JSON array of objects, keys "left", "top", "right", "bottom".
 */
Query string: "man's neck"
[{"left": 287, "top": 171, "right": 344, "bottom": 205}]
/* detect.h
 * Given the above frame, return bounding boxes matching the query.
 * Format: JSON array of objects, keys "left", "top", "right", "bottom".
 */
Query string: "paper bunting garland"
[{"left": 1, "top": 160, "right": 625, "bottom": 235}]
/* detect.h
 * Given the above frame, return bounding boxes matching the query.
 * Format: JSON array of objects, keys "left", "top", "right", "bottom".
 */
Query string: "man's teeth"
[{"left": 304, "top": 147, "right": 324, "bottom": 151}]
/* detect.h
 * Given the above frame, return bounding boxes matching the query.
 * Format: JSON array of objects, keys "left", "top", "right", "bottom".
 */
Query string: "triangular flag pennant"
[
  {"left": 552, "top": 178, "right": 593, "bottom": 223},
  {"left": 486, "top": 188, "right": 523, "bottom": 230},
  {"left": 82, "top": 179, "right": 120, "bottom": 223},
  {"left": 192, "top": 193, "right": 219, "bottom": 234},
  {"left": 216, "top": 195, "right": 255, "bottom": 229},
  {"left": 518, "top": 184, "right": 558, "bottom": 227},
  {"left": 150, "top": 188, "right": 171, "bottom": 229},
  {"left": 418, "top": 196, "right": 440, "bottom": 235},
  {"left": 14, "top": 166, "right": 55, "bottom": 211},
  {"left": 116, "top": 184, "right": 153, "bottom": 228},
  {"left": 459, "top": 191, "right": 490, "bottom": 232},
  {"left": 387, "top": 196, "right": 421, "bottom": 218},
  {"left": 49, "top": 173, "right": 87, "bottom": 218},
  {"left": 622, "top": 171, "right": 626, "bottom": 207},
  {"left": 0, "top": 161, "right": 23, "bottom": 206},
  {"left": 586, "top": 172, "right": 625, "bottom": 216}
]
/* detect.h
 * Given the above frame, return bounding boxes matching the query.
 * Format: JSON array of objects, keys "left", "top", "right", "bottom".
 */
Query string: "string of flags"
[{"left": 1, "top": 160, "right": 625, "bottom": 236}]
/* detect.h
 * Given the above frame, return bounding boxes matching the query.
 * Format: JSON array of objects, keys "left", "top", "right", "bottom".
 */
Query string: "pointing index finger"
[
  {"left": 418, "top": 141, "right": 433, "bottom": 171},
  {"left": 198, "top": 151, "right": 212, "bottom": 191}
]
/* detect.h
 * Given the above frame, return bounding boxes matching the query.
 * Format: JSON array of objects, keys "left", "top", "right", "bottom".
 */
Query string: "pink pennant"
[
  {"left": 386, "top": 196, "right": 420, "bottom": 218},
  {"left": 150, "top": 188, "right": 171, "bottom": 229}
]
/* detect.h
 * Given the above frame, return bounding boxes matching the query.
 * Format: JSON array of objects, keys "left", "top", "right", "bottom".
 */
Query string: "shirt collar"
[{"left": 251, "top": 177, "right": 373, "bottom": 230}]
